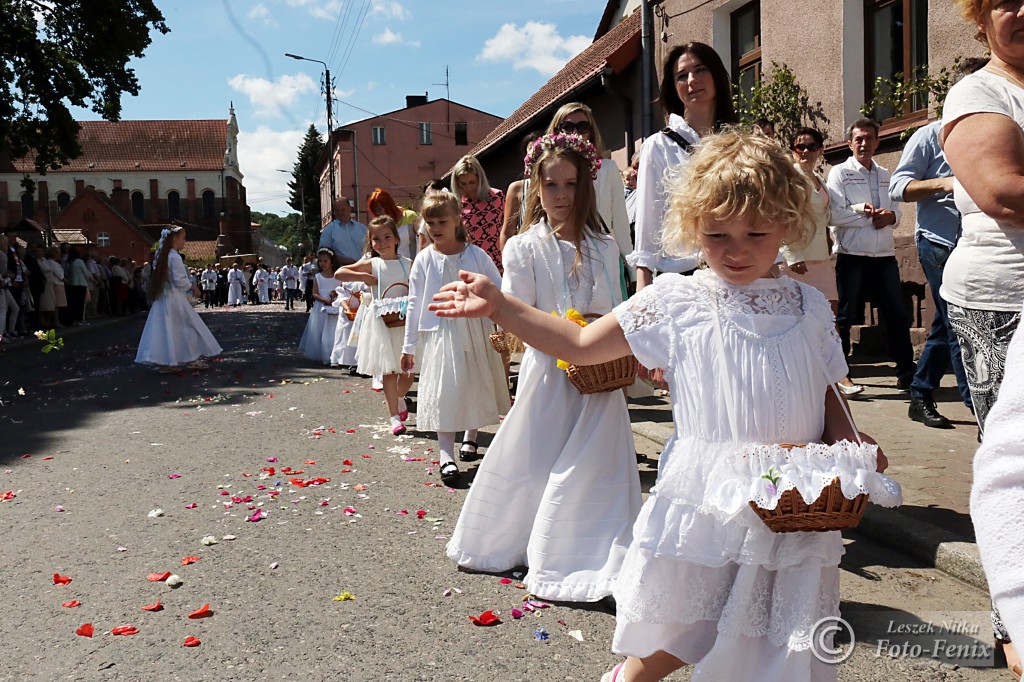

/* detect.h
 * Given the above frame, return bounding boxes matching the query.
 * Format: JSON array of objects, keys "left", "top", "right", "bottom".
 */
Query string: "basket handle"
[{"left": 381, "top": 282, "right": 409, "bottom": 298}]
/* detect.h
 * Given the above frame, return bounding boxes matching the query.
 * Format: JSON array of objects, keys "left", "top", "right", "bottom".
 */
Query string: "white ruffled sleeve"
[
  {"left": 613, "top": 279, "right": 674, "bottom": 371},
  {"left": 801, "top": 283, "right": 848, "bottom": 384},
  {"left": 500, "top": 235, "right": 536, "bottom": 308}
]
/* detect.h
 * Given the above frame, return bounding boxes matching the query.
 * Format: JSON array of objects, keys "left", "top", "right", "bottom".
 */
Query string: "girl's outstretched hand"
[{"left": 429, "top": 271, "right": 501, "bottom": 319}]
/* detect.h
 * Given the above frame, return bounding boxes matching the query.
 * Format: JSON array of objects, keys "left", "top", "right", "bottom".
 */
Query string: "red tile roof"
[
  {"left": 467, "top": 10, "right": 641, "bottom": 162},
  {"left": 180, "top": 240, "right": 219, "bottom": 263},
  {"left": 10, "top": 120, "right": 228, "bottom": 173}
]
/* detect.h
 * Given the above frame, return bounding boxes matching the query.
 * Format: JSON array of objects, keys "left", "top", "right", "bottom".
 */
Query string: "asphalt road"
[{"left": 0, "top": 305, "right": 1006, "bottom": 681}]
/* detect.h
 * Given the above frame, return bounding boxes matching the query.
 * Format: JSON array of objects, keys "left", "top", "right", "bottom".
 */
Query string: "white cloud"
[
  {"left": 286, "top": 0, "right": 342, "bottom": 20},
  {"left": 370, "top": 0, "right": 409, "bottom": 20},
  {"left": 478, "top": 21, "right": 591, "bottom": 76},
  {"left": 228, "top": 73, "right": 318, "bottom": 118},
  {"left": 238, "top": 126, "right": 310, "bottom": 215},
  {"left": 247, "top": 4, "right": 276, "bottom": 26},
  {"left": 372, "top": 28, "right": 420, "bottom": 48}
]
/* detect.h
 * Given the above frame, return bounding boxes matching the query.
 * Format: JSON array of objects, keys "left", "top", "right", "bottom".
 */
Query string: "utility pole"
[{"left": 285, "top": 53, "right": 336, "bottom": 222}]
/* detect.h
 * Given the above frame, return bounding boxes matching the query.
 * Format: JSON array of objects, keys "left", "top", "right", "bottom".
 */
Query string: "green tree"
[
  {"left": 288, "top": 124, "right": 325, "bottom": 248},
  {"left": 734, "top": 62, "right": 829, "bottom": 143},
  {"left": 1, "top": 0, "right": 169, "bottom": 175},
  {"left": 860, "top": 58, "right": 970, "bottom": 137},
  {"left": 251, "top": 210, "right": 303, "bottom": 254}
]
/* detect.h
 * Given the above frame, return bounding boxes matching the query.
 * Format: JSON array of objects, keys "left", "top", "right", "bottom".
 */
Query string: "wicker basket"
[
  {"left": 565, "top": 355, "right": 638, "bottom": 394},
  {"left": 379, "top": 282, "right": 409, "bottom": 328},
  {"left": 489, "top": 330, "right": 525, "bottom": 354},
  {"left": 749, "top": 476, "right": 868, "bottom": 533}
]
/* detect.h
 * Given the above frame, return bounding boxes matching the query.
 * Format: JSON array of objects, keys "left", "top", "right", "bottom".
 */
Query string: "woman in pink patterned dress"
[{"left": 452, "top": 155, "right": 506, "bottom": 272}]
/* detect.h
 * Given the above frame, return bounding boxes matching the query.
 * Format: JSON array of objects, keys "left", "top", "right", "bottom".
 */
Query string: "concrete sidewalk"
[{"left": 628, "top": 360, "right": 988, "bottom": 591}]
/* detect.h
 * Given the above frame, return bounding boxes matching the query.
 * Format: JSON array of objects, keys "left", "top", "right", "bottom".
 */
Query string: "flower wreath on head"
[{"left": 524, "top": 133, "right": 602, "bottom": 180}]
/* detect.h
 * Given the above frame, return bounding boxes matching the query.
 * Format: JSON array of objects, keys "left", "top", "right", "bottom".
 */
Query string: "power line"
[{"left": 334, "top": 0, "right": 373, "bottom": 81}]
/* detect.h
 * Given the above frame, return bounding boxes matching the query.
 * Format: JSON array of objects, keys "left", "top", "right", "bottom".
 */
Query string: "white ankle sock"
[
  {"left": 462, "top": 429, "right": 477, "bottom": 445},
  {"left": 399, "top": 398, "right": 408, "bottom": 413},
  {"left": 437, "top": 431, "right": 456, "bottom": 465},
  {"left": 389, "top": 415, "right": 403, "bottom": 430}
]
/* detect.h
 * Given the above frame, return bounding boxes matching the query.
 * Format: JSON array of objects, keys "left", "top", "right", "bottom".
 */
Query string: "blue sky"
[{"left": 72, "top": 0, "right": 606, "bottom": 215}]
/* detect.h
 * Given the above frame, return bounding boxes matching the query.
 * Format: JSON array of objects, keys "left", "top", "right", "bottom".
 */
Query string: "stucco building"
[
  {"left": 0, "top": 107, "right": 252, "bottom": 264},
  {"left": 472, "top": 0, "right": 986, "bottom": 351},
  {"left": 316, "top": 96, "right": 502, "bottom": 224}
]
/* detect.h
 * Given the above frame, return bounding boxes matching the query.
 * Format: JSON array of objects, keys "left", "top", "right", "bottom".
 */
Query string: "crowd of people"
[{"left": 1, "top": 230, "right": 153, "bottom": 341}]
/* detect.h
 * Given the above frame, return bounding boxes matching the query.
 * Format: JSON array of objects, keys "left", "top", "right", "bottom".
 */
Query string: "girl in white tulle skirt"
[
  {"left": 428, "top": 131, "right": 902, "bottom": 682},
  {"left": 336, "top": 216, "right": 414, "bottom": 434}
]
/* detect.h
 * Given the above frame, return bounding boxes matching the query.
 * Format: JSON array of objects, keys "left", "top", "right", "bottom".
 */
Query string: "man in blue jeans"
[
  {"left": 889, "top": 120, "right": 973, "bottom": 428},
  {"left": 827, "top": 118, "right": 916, "bottom": 390}
]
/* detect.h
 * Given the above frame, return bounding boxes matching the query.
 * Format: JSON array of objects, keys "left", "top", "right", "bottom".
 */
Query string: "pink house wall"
[{"left": 319, "top": 99, "right": 502, "bottom": 225}]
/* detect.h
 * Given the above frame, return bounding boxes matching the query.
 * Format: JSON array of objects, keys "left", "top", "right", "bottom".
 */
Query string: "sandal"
[
  {"left": 439, "top": 461, "right": 460, "bottom": 484},
  {"left": 459, "top": 441, "right": 479, "bottom": 462}
]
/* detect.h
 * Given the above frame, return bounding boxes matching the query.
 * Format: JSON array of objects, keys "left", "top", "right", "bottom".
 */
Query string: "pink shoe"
[
  {"left": 398, "top": 409, "right": 409, "bottom": 422},
  {"left": 392, "top": 424, "right": 407, "bottom": 436}
]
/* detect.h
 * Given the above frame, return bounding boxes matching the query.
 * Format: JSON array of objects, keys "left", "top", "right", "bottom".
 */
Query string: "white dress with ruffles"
[
  {"left": 298, "top": 273, "right": 339, "bottom": 365},
  {"left": 355, "top": 256, "right": 412, "bottom": 375},
  {"left": 446, "top": 222, "right": 641, "bottom": 602},
  {"left": 610, "top": 270, "right": 902, "bottom": 681}
]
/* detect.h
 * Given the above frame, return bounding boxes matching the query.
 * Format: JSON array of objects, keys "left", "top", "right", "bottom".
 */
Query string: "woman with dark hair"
[{"left": 630, "top": 42, "right": 737, "bottom": 291}]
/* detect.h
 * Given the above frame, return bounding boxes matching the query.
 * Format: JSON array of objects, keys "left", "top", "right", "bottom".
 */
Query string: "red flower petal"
[
  {"left": 183, "top": 635, "right": 201, "bottom": 647},
  {"left": 304, "top": 460, "right": 316, "bottom": 465},
  {"left": 499, "top": 578, "right": 513, "bottom": 585},
  {"left": 181, "top": 556, "right": 200, "bottom": 566},
  {"left": 75, "top": 623, "right": 94, "bottom": 637},
  {"left": 141, "top": 600, "right": 162, "bottom": 612},
  {"left": 53, "top": 573, "right": 72, "bottom": 585},
  {"left": 111, "top": 625, "right": 140, "bottom": 636},
  {"left": 62, "top": 600, "right": 81, "bottom": 608},
  {"left": 416, "top": 510, "right": 427, "bottom": 519},
  {"left": 42, "top": 456, "right": 54, "bottom": 460},
  {"left": 345, "top": 429, "right": 356, "bottom": 434},
  {"left": 184, "top": 503, "right": 198, "bottom": 509},
  {"left": 362, "top": 455, "right": 371, "bottom": 459},
  {"left": 187, "top": 603, "right": 213, "bottom": 619},
  {"left": 2, "top": 490, "right": 17, "bottom": 500},
  {"left": 147, "top": 571, "right": 172, "bottom": 582},
  {"left": 469, "top": 610, "right": 502, "bottom": 626}
]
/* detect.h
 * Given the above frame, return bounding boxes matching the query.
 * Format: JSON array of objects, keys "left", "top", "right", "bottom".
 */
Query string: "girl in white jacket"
[{"left": 400, "top": 191, "right": 510, "bottom": 484}]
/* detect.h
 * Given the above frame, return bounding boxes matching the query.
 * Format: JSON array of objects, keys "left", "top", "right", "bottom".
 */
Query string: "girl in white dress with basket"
[
  {"left": 336, "top": 216, "right": 414, "bottom": 434},
  {"left": 135, "top": 226, "right": 222, "bottom": 371},
  {"left": 329, "top": 279, "right": 366, "bottom": 369},
  {"left": 429, "top": 131, "right": 902, "bottom": 682},
  {"left": 401, "top": 191, "right": 510, "bottom": 483},
  {"left": 446, "top": 133, "right": 641, "bottom": 602},
  {"left": 299, "top": 248, "right": 340, "bottom": 365}
]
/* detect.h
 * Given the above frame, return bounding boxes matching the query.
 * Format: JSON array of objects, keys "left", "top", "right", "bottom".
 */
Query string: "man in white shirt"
[
  {"left": 281, "top": 257, "right": 300, "bottom": 310},
  {"left": 826, "top": 118, "right": 916, "bottom": 389},
  {"left": 318, "top": 197, "right": 367, "bottom": 266},
  {"left": 200, "top": 264, "right": 218, "bottom": 309}
]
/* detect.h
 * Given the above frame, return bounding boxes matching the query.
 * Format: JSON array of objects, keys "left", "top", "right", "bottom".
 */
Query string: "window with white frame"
[
  {"left": 419, "top": 122, "right": 432, "bottom": 145},
  {"left": 372, "top": 126, "right": 386, "bottom": 145},
  {"left": 97, "top": 232, "right": 111, "bottom": 247}
]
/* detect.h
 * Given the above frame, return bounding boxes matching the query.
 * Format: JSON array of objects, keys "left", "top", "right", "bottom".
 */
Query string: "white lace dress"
[
  {"left": 446, "top": 224, "right": 641, "bottom": 602},
  {"left": 355, "top": 257, "right": 412, "bottom": 375},
  {"left": 610, "top": 270, "right": 901, "bottom": 681}
]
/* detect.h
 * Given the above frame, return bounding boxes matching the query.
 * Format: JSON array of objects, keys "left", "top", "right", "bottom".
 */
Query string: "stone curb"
[{"left": 630, "top": 420, "right": 988, "bottom": 593}]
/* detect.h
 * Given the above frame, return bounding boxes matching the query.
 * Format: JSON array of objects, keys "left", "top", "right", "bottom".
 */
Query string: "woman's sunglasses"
[
  {"left": 558, "top": 120, "right": 592, "bottom": 136},
  {"left": 792, "top": 143, "right": 822, "bottom": 153}
]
